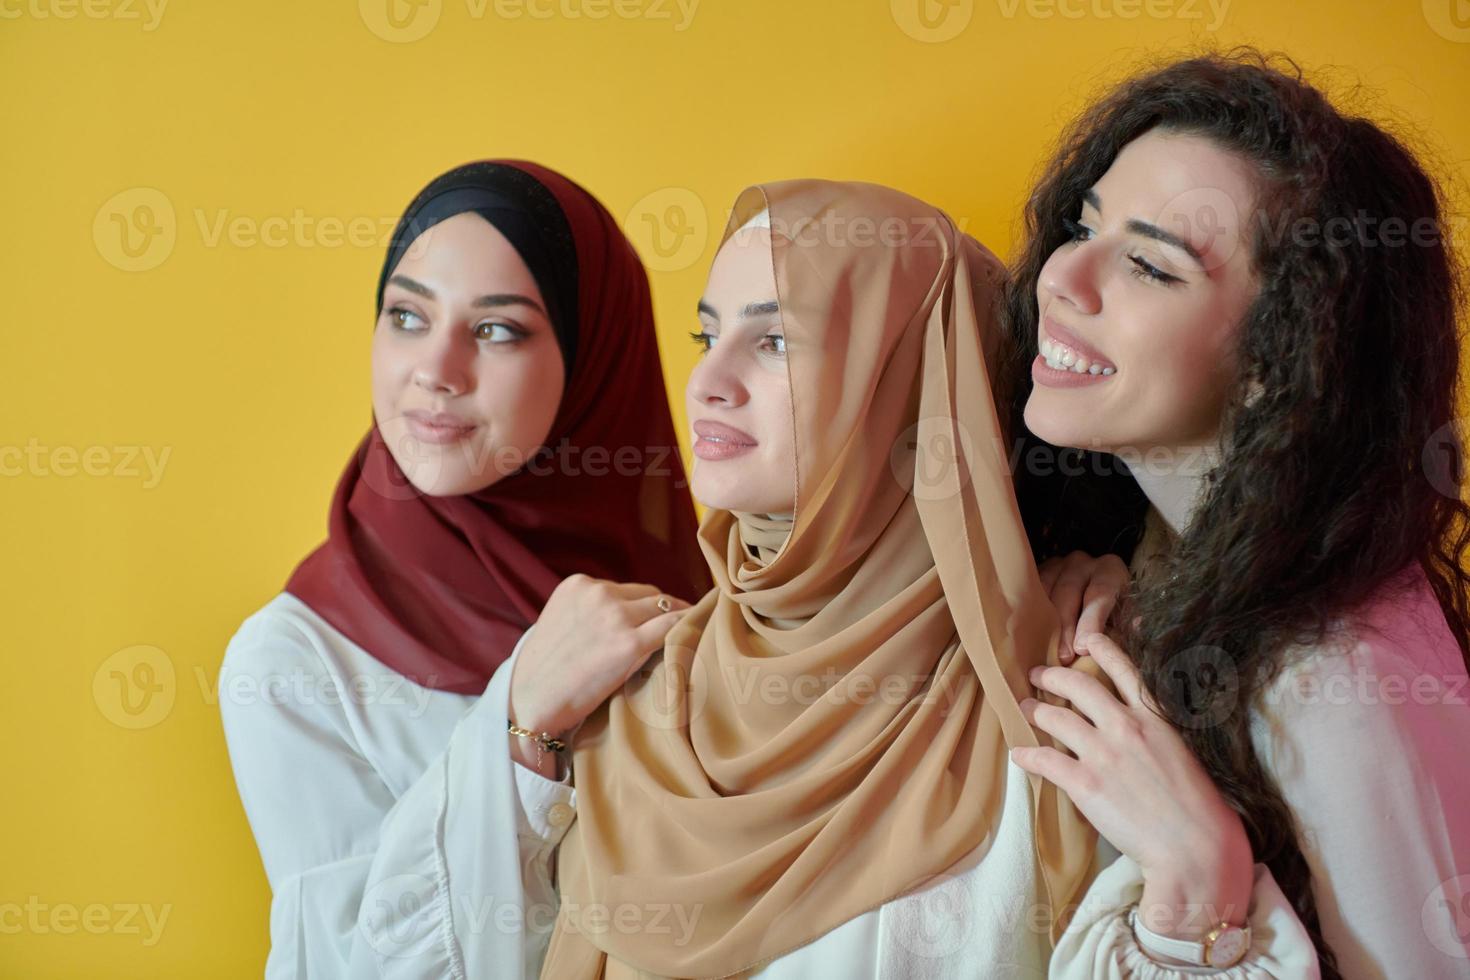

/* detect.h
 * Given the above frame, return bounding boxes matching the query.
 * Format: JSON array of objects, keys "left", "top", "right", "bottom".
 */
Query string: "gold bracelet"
[
  {"left": 506, "top": 721, "right": 566, "bottom": 753},
  {"left": 507, "top": 719, "right": 567, "bottom": 775}
]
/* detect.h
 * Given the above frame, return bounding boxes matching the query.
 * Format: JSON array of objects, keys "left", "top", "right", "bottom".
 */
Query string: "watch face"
[{"left": 1208, "top": 926, "right": 1249, "bottom": 966}]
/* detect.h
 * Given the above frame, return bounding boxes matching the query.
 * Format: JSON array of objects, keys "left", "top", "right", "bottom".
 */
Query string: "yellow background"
[{"left": 3, "top": 0, "right": 1466, "bottom": 974}]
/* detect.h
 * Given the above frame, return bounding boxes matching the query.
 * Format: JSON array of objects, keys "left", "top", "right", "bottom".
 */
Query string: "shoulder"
[
  {"left": 1249, "top": 561, "right": 1469, "bottom": 773},
  {"left": 220, "top": 592, "right": 346, "bottom": 697}
]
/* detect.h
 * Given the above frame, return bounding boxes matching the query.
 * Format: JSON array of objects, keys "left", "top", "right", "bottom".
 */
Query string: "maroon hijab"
[{"left": 286, "top": 160, "right": 710, "bottom": 694}]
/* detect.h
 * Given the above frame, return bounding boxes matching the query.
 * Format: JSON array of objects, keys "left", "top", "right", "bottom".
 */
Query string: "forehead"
[
  {"left": 391, "top": 212, "right": 536, "bottom": 289},
  {"left": 703, "top": 229, "right": 778, "bottom": 307},
  {"left": 1098, "top": 129, "right": 1258, "bottom": 207}
]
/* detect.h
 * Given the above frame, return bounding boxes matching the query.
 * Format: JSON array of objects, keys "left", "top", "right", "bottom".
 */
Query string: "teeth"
[{"left": 1041, "top": 338, "right": 1115, "bottom": 376}]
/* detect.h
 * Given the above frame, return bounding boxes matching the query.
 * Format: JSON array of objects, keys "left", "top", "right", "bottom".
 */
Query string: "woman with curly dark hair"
[{"left": 1002, "top": 49, "right": 1470, "bottom": 977}]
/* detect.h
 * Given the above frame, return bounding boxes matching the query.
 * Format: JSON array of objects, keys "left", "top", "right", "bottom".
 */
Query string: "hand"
[
  {"left": 508, "top": 574, "right": 691, "bottom": 765},
  {"left": 1037, "top": 551, "right": 1131, "bottom": 665},
  {"left": 1010, "top": 633, "right": 1255, "bottom": 941}
]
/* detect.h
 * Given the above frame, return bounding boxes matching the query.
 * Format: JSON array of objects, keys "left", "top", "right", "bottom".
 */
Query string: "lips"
[
  {"left": 402, "top": 409, "right": 478, "bottom": 446},
  {"left": 405, "top": 409, "right": 477, "bottom": 430},
  {"left": 692, "top": 419, "right": 757, "bottom": 446},
  {"left": 1041, "top": 314, "right": 1116, "bottom": 371}
]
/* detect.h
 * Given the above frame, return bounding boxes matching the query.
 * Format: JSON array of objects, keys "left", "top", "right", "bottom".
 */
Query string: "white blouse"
[{"left": 220, "top": 569, "right": 1469, "bottom": 978}]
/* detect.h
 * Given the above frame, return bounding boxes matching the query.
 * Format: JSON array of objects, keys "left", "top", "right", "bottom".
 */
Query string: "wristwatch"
[{"left": 1128, "top": 905, "right": 1251, "bottom": 967}]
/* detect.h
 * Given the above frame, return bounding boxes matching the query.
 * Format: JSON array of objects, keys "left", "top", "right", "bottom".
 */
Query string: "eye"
[
  {"left": 474, "top": 321, "right": 526, "bottom": 343},
  {"left": 1062, "top": 217, "right": 1094, "bottom": 244},
  {"left": 386, "top": 305, "right": 426, "bottom": 331},
  {"left": 688, "top": 329, "right": 715, "bottom": 354},
  {"left": 760, "top": 334, "right": 787, "bottom": 356},
  {"left": 1127, "top": 255, "right": 1183, "bottom": 286}
]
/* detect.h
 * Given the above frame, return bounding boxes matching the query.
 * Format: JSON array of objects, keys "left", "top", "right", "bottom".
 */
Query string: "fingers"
[
  {"left": 1074, "top": 584, "right": 1117, "bottom": 657},
  {"left": 1080, "top": 633, "right": 1144, "bottom": 706},
  {"left": 631, "top": 606, "right": 691, "bottom": 656},
  {"left": 1075, "top": 556, "right": 1130, "bottom": 653},
  {"left": 1040, "top": 554, "right": 1087, "bottom": 665},
  {"left": 1028, "top": 663, "right": 1130, "bottom": 729},
  {"left": 1038, "top": 558, "right": 1064, "bottom": 594},
  {"left": 1019, "top": 697, "right": 1097, "bottom": 758},
  {"left": 1050, "top": 577, "right": 1085, "bottom": 666},
  {"left": 603, "top": 580, "right": 666, "bottom": 600},
  {"left": 1009, "top": 745, "right": 1090, "bottom": 799},
  {"left": 628, "top": 591, "right": 692, "bottom": 622}
]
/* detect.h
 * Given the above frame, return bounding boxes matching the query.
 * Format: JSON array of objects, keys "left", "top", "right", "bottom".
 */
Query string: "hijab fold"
[
  {"left": 544, "top": 179, "right": 1099, "bottom": 978},
  {"left": 286, "top": 160, "right": 710, "bottom": 694}
]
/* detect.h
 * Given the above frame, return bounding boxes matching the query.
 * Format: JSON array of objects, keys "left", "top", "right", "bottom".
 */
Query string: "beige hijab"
[{"left": 542, "top": 180, "right": 1099, "bottom": 978}]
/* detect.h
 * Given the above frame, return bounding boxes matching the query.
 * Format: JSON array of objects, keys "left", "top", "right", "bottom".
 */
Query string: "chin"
[
  {"left": 1023, "top": 395, "right": 1100, "bottom": 453},
  {"left": 401, "top": 471, "right": 476, "bottom": 497},
  {"left": 384, "top": 447, "right": 493, "bottom": 497},
  {"left": 689, "top": 478, "right": 764, "bottom": 514}
]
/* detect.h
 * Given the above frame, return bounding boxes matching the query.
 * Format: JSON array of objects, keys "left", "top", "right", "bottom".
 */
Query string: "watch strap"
[{"left": 1128, "top": 906, "right": 1210, "bottom": 965}]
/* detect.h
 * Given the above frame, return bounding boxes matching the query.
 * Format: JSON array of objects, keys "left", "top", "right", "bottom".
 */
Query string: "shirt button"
[{"left": 547, "top": 803, "right": 575, "bottom": 828}]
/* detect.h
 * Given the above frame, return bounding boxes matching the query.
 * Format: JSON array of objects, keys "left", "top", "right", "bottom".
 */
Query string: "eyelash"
[
  {"left": 688, "top": 330, "right": 787, "bottom": 356},
  {"left": 386, "top": 306, "right": 527, "bottom": 343},
  {"left": 1060, "top": 217, "right": 1183, "bottom": 286}
]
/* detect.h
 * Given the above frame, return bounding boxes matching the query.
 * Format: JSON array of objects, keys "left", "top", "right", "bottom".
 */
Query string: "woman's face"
[
  {"left": 1024, "top": 128, "right": 1261, "bottom": 457},
  {"left": 372, "top": 211, "right": 566, "bottom": 496},
  {"left": 686, "top": 226, "right": 797, "bottom": 515}
]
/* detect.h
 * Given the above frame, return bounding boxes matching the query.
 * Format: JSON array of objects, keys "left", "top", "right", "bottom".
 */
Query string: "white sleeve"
[
  {"left": 220, "top": 616, "right": 573, "bottom": 980},
  {"left": 1246, "top": 630, "right": 1470, "bottom": 976},
  {"left": 1048, "top": 850, "right": 1320, "bottom": 978}
]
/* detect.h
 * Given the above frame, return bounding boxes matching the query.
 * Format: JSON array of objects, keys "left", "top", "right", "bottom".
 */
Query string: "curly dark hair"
[{"left": 996, "top": 47, "right": 1470, "bottom": 976}]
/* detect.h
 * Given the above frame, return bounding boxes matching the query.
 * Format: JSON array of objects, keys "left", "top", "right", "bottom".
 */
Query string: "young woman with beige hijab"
[{"left": 345, "top": 178, "right": 1317, "bottom": 978}]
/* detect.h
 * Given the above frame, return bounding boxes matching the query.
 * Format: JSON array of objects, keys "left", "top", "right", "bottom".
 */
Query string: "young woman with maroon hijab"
[{"left": 219, "top": 160, "right": 708, "bottom": 977}]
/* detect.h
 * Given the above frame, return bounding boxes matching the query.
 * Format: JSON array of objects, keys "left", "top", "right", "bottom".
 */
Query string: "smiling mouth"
[
  {"left": 1039, "top": 317, "right": 1117, "bottom": 376},
  {"left": 1039, "top": 335, "right": 1116, "bottom": 376}
]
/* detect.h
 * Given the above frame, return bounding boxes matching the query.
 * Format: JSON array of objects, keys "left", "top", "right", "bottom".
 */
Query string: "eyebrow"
[
  {"left": 1081, "top": 189, "right": 1207, "bottom": 265},
  {"left": 695, "top": 299, "right": 781, "bottom": 322},
  {"left": 387, "top": 274, "right": 548, "bottom": 315}
]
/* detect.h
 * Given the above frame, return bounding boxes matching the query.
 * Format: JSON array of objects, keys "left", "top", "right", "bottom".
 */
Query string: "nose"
[
  {"left": 686, "top": 340, "right": 749, "bottom": 410},
  {"left": 1040, "top": 239, "right": 1102, "bottom": 317},
  {"left": 412, "top": 323, "right": 474, "bottom": 396}
]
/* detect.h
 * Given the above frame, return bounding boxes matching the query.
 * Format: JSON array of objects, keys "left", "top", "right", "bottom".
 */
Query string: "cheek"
[
  {"left": 471, "top": 349, "right": 565, "bottom": 439},
  {"left": 370, "top": 331, "right": 407, "bottom": 414},
  {"left": 755, "top": 371, "right": 795, "bottom": 465},
  {"left": 1118, "top": 307, "right": 1238, "bottom": 433}
]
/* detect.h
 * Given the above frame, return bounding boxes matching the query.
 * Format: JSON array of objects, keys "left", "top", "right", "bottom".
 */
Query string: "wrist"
[
  {"left": 1139, "top": 836, "right": 1253, "bottom": 939},
  {"left": 508, "top": 678, "right": 573, "bottom": 737}
]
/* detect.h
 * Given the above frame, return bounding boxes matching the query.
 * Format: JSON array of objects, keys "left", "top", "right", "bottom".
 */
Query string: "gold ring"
[{"left": 656, "top": 595, "right": 673, "bottom": 613}]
